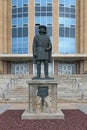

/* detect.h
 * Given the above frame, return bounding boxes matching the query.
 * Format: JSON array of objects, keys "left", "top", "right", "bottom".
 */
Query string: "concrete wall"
[
  {"left": 28, "top": 0, "right": 34, "bottom": 54},
  {"left": 53, "top": 0, "right": 58, "bottom": 54},
  {"left": 0, "top": 0, "right": 11, "bottom": 54}
]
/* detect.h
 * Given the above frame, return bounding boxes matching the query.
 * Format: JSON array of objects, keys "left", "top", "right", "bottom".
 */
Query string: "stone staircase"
[
  {"left": 58, "top": 83, "right": 82, "bottom": 101},
  {"left": 0, "top": 78, "right": 10, "bottom": 100},
  {"left": 0, "top": 74, "right": 87, "bottom": 103},
  {"left": 57, "top": 75, "right": 87, "bottom": 102},
  {"left": 5, "top": 79, "right": 29, "bottom": 102},
  {"left": 0, "top": 74, "right": 16, "bottom": 101},
  {"left": 5, "top": 86, "right": 28, "bottom": 102}
]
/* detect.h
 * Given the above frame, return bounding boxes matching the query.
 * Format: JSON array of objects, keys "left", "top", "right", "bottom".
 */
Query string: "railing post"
[{"left": 2, "top": 91, "right": 5, "bottom": 100}]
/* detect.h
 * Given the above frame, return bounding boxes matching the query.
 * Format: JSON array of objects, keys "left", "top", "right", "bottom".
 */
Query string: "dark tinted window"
[
  {"left": 41, "top": 12, "right": 46, "bottom": 16},
  {"left": 59, "top": 27, "right": 64, "bottom": 37},
  {"left": 23, "top": 7, "right": 28, "bottom": 12},
  {"left": 65, "top": 7, "right": 70, "bottom": 13},
  {"left": 18, "top": 8, "right": 22, "bottom": 13},
  {"left": 23, "top": 27, "right": 28, "bottom": 37},
  {"left": 71, "top": 8, "right": 75, "bottom": 13},
  {"left": 18, "top": 28, "right": 22, "bottom": 37},
  {"left": 41, "top": 6, "right": 46, "bottom": 11},
  {"left": 12, "top": 28, "right": 17, "bottom": 38},
  {"left": 47, "top": 26, "right": 52, "bottom": 36},
  {"left": 47, "top": 12, "right": 52, "bottom": 16},
  {"left": 70, "top": 28, "right": 75, "bottom": 38},
  {"left": 18, "top": 13, "right": 22, "bottom": 17},
  {"left": 59, "top": 7, "right": 64, "bottom": 12},
  {"left": 35, "top": 7, "right": 40, "bottom": 11},
  {"left": 65, "top": 27, "right": 69, "bottom": 37},
  {"left": 35, "top": 13, "right": 40, "bottom": 16},
  {"left": 12, "top": 8, "right": 17, "bottom": 13},
  {"left": 23, "top": 13, "right": 28, "bottom": 17},
  {"left": 59, "top": 13, "right": 64, "bottom": 17},
  {"left": 12, "top": 14, "right": 17, "bottom": 18},
  {"left": 47, "top": 6, "right": 52, "bottom": 11}
]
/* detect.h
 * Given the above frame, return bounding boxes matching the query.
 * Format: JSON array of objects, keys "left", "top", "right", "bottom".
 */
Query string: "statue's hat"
[{"left": 39, "top": 25, "right": 47, "bottom": 33}]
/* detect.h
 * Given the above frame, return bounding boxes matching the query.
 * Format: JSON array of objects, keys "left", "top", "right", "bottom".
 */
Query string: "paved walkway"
[
  {"left": 0, "top": 104, "right": 12, "bottom": 114},
  {"left": 0, "top": 103, "right": 87, "bottom": 115},
  {"left": 76, "top": 103, "right": 87, "bottom": 115}
]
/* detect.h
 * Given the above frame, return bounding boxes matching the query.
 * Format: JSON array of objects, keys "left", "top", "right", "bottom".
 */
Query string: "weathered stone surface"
[
  {"left": 22, "top": 108, "right": 64, "bottom": 119},
  {"left": 21, "top": 80, "right": 64, "bottom": 119}
]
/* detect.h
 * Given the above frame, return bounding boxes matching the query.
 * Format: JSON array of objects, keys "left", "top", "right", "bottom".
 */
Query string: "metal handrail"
[
  {"left": 70, "top": 78, "right": 84, "bottom": 100},
  {"left": 1, "top": 77, "right": 18, "bottom": 100}
]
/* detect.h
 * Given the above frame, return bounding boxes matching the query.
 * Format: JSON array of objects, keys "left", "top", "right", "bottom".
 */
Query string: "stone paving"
[
  {"left": 0, "top": 104, "right": 12, "bottom": 114},
  {"left": 76, "top": 103, "right": 87, "bottom": 115},
  {"left": 0, "top": 103, "right": 87, "bottom": 115}
]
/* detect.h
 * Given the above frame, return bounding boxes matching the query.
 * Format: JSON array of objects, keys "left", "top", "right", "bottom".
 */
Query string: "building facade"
[{"left": 0, "top": 0, "right": 87, "bottom": 75}]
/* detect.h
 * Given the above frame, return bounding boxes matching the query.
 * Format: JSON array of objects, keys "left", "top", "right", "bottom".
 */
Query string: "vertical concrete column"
[
  {"left": 0, "top": 0, "right": 3, "bottom": 53},
  {"left": 76, "top": 62, "right": 80, "bottom": 74},
  {"left": 0, "top": 0, "right": 11, "bottom": 54},
  {"left": 76, "top": 0, "right": 80, "bottom": 53},
  {"left": 7, "top": 0, "right": 11, "bottom": 54},
  {"left": 83, "top": 0, "right": 87, "bottom": 53},
  {"left": 83, "top": 60, "right": 87, "bottom": 73},
  {"left": 7, "top": 62, "right": 11, "bottom": 74},
  {"left": 80, "top": 0, "right": 84, "bottom": 53},
  {"left": 28, "top": 0, "right": 35, "bottom": 54},
  {"left": 54, "top": 60, "right": 58, "bottom": 75},
  {"left": 80, "top": 61, "right": 84, "bottom": 74},
  {"left": 3, "top": 0, "right": 8, "bottom": 54},
  {"left": 0, "top": 0, "right": 4, "bottom": 73},
  {"left": 52, "top": 0, "right": 58, "bottom": 54},
  {"left": 3, "top": 62, "right": 7, "bottom": 74},
  {"left": 29, "top": 61, "right": 33, "bottom": 75},
  {"left": 0, "top": 61, "right": 3, "bottom": 74},
  {"left": 80, "top": 60, "right": 87, "bottom": 74}
]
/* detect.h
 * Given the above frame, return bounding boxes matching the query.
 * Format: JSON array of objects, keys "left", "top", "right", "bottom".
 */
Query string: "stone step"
[
  {"left": 17, "top": 82, "right": 28, "bottom": 85},
  {"left": 0, "top": 86, "right": 6, "bottom": 89},
  {"left": 5, "top": 98, "right": 28, "bottom": 102},
  {"left": 5, "top": 93, "right": 27, "bottom": 97},
  {"left": 5, "top": 95, "right": 28, "bottom": 99},
  {"left": 19, "top": 81, "right": 28, "bottom": 84},
  {"left": 17, "top": 85, "right": 28, "bottom": 88},
  {"left": 7, "top": 91, "right": 28, "bottom": 94},
  {"left": 58, "top": 93, "right": 87, "bottom": 99},
  {"left": 58, "top": 92, "right": 82, "bottom": 96},
  {"left": 10, "top": 89, "right": 28, "bottom": 92},
  {"left": 58, "top": 90, "right": 87, "bottom": 94},
  {"left": 60, "top": 87, "right": 87, "bottom": 90}
]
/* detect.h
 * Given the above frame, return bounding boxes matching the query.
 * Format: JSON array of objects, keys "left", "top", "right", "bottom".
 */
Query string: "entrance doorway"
[
  {"left": 58, "top": 63, "right": 75, "bottom": 75},
  {"left": 11, "top": 63, "right": 29, "bottom": 75}
]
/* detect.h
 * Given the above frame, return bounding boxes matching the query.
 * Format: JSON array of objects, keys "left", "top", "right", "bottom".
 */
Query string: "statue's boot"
[
  {"left": 32, "top": 61, "right": 41, "bottom": 80},
  {"left": 35, "top": 61, "right": 41, "bottom": 79},
  {"left": 44, "top": 61, "right": 49, "bottom": 79},
  {"left": 44, "top": 60, "right": 54, "bottom": 80}
]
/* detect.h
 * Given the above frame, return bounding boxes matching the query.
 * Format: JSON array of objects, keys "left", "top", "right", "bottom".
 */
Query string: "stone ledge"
[
  {"left": 21, "top": 108, "right": 64, "bottom": 120},
  {"left": 26, "top": 79, "right": 58, "bottom": 84}
]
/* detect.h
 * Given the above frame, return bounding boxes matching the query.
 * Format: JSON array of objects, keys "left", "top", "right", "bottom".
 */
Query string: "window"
[
  {"left": 35, "top": 0, "right": 53, "bottom": 38},
  {"left": 11, "top": 0, "right": 28, "bottom": 54},
  {"left": 59, "top": 0, "right": 76, "bottom": 54},
  {"left": 59, "top": 27, "right": 64, "bottom": 37}
]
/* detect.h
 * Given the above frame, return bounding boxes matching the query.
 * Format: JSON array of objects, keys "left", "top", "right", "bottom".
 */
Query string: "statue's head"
[{"left": 38, "top": 25, "right": 47, "bottom": 34}]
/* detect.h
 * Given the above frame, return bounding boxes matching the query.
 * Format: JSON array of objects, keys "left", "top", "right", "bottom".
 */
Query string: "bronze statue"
[{"left": 32, "top": 25, "right": 52, "bottom": 79}]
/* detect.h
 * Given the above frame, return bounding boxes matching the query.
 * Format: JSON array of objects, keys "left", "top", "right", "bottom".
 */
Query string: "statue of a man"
[{"left": 32, "top": 25, "right": 52, "bottom": 79}]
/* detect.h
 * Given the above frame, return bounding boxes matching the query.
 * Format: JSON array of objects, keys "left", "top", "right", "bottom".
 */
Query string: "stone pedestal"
[{"left": 21, "top": 80, "right": 64, "bottom": 119}]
